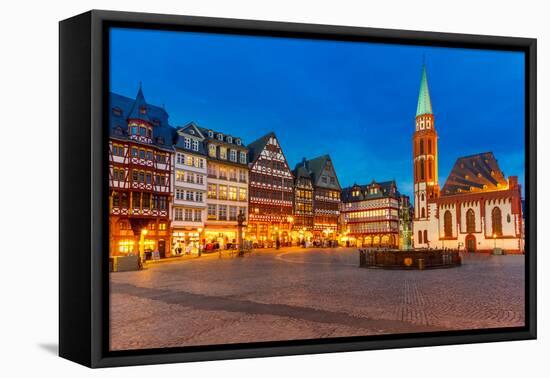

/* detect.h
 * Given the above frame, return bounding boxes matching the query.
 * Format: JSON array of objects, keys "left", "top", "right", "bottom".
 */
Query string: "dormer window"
[
  {"left": 113, "top": 126, "right": 124, "bottom": 136},
  {"left": 236, "top": 139, "right": 241, "bottom": 146},
  {"left": 227, "top": 136, "right": 233, "bottom": 144},
  {"left": 139, "top": 127, "right": 147, "bottom": 137},
  {"left": 130, "top": 125, "right": 138, "bottom": 135},
  {"left": 192, "top": 140, "right": 199, "bottom": 151},
  {"left": 217, "top": 133, "right": 223, "bottom": 141},
  {"left": 112, "top": 107, "right": 122, "bottom": 116},
  {"left": 208, "top": 130, "right": 213, "bottom": 138},
  {"left": 184, "top": 137, "right": 191, "bottom": 149},
  {"left": 189, "top": 129, "right": 195, "bottom": 135},
  {"left": 139, "top": 106, "right": 147, "bottom": 114}
]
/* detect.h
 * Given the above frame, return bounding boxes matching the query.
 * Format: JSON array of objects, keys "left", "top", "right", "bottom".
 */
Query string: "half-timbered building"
[
  {"left": 108, "top": 87, "right": 173, "bottom": 257},
  {"left": 292, "top": 158, "right": 314, "bottom": 243},
  {"left": 247, "top": 132, "right": 294, "bottom": 246},
  {"left": 301, "top": 155, "right": 341, "bottom": 240},
  {"left": 341, "top": 180, "right": 407, "bottom": 248}
]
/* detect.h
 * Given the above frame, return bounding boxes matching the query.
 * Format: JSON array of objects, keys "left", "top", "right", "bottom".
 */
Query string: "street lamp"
[{"left": 139, "top": 228, "right": 148, "bottom": 263}]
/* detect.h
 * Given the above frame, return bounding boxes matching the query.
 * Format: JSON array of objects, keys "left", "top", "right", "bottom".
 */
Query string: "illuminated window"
[
  {"left": 218, "top": 205, "right": 227, "bottom": 220},
  {"left": 230, "top": 150, "right": 237, "bottom": 162},
  {"left": 220, "top": 147, "right": 227, "bottom": 160},
  {"left": 444, "top": 210, "right": 452, "bottom": 237},
  {"left": 208, "top": 144, "right": 216, "bottom": 158},
  {"left": 492, "top": 207, "right": 503, "bottom": 236},
  {"left": 207, "top": 204, "right": 217, "bottom": 219},
  {"left": 466, "top": 209, "right": 476, "bottom": 233},
  {"left": 219, "top": 185, "right": 228, "bottom": 200},
  {"left": 208, "top": 184, "right": 217, "bottom": 199}
]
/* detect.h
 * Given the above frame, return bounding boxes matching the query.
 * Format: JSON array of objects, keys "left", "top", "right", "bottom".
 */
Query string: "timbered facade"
[
  {"left": 301, "top": 155, "right": 341, "bottom": 239},
  {"left": 247, "top": 132, "right": 294, "bottom": 245},
  {"left": 292, "top": 159, "right": 314, "bottom": 242},
  {"left": 341, "top": 180, "right": 406, "bottom": 248},
  {"left": 108, "top": 88, "right": 173, "bottom": 257}
]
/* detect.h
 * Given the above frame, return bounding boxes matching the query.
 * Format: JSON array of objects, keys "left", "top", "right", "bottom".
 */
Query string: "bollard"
[{"left": 418, "top": 258, "right": 425, "bottom": 270}]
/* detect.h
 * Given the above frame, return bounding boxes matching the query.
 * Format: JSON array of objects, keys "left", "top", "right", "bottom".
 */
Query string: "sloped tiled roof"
[
  {"left": 441, "top": 152, "right": 508, "bottom": 196},
  {"left": 109, "top": 90, "right": 174, "bottom": 151},
  {"left": 341, "top": 180, "right": 399, "bottom": 202}
]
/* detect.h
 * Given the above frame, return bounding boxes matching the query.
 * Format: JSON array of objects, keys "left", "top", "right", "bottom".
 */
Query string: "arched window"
[
  {"left": 466, "top": 209, "right": 476, "bottom": 233},
  {"left": 423, "top": 230, "right": 428, "bottom": 243},
  {"left": 444, "top": 210, "right": 453, "bottom": 237},
  {"left": 421, "top": 207, "right": 426, "bottom": 218},
  {"left": 421, "top": 193, "right": 425, "bottom": 201},
  {"left": 419, "top": 139, "right": 424, "bottom": 154},
  {"left": 428, "top": 160, "right": 433, "bottom": 179},
  {"left": 428, "top": 139, "right": 432, "bottom": 154},
  {"left": 418, "top": 230, "right": 423, "bottom": 244},
  {"left": 492, "top": 207, "right": 503, "bottom": 236},
  {"left": 420, "top": 161, "right": 425, "bottom": 180}
]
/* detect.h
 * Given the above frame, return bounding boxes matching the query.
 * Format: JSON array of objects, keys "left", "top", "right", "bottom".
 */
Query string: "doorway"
[{"left": 465, "top": 234, "right": 476, "bottom": 252}]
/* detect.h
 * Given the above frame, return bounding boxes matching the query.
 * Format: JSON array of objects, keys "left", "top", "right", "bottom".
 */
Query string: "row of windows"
[
  {"left": 250, "top": 188, "right": 293, "bottom": 202},
  {"left": 112, "top": 192, "right": 168, "bottom": 210},
  {"left": 129, "top": 124, "right": 153, "bottom": 139},
  {"left": 321, "top": 175, "right": 337, "bottom": 185},
  {"left": 208, "top": 144, "right": 247, "bottom": 164},
  {"left": 207, "top": 131, "right": 241, "bottom": 146},
  {"left": 207, "top": 164, "right": 247, "bottom": 182},
  {"left": 295, "top": 203, "right": 313, "bottom": 213},
  {"left": 111, "top": 144, "right": 168, "bottom": 164},
  {"left": 316, "top": 190, "right": 340, "bottom": 201},
  {"left": 254, "top": 158, "right": 288, "bottom": 172},
  {"left": 174, "top": 208, "right": 202, "bottom": 222},
  {"left": 349, "top": 221, "right": 398, "bottom": 233},
  {"left": 250, "top": 172, "right": 293, "bottom": 189},
  {"left": 442, "top": 207, "right": 509, "bottom": 237},
  {"left": 207, "top": 204, "right": 247, "bottom": 221},
  {"left": 295, "top": 189, "right": 313, "bottom": 200},
  {"left": 175, "top": 170, "right": 205, "bottom": 185},
  {"left": 176, "top": 153, "right": 205, "bottom": 168},
  {"left": 175, "top": 188, "right": 204, "bottom": 202},
  {"left": 207, "top": 184, "right": 247, "bottom": 201},
  {"left": 117, "top": 221, "right": 166, "bottom": 231},
  {"left": 344, "top": 208, "right": 398, "bottom": 220}
]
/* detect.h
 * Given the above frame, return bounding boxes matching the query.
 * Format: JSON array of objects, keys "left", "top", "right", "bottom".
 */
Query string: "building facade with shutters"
[
  {"left": 108, "top": 87, "right": 173, "bottom": 257},
  {"left": 412, "top": 65, "right": 524, "bottom": 253},
  {"left": 171, "top": 122, "right": 208, "bottom": 255},
  {"left": 202, "top": 128, "right": 249, "bottom": 249}
]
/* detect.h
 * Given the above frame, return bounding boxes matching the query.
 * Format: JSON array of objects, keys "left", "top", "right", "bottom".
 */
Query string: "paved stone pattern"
[{"left": 110, "top": 248, "right": 525, "bottom": 351}]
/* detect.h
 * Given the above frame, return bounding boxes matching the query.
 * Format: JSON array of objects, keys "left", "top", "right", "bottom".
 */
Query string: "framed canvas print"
[{"left": 59, "top": 10, "right": 536, "bottom": 368}]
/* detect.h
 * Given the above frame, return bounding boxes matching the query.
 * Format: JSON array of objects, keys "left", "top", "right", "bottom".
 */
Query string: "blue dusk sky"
[{"left": 110, "top": 28, "right": 525, "bottom": 198}]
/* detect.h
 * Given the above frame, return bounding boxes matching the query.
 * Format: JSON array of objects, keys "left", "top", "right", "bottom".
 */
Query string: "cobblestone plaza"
[{"left": 110, "top": 248, "right": 525, "bottom": 351}]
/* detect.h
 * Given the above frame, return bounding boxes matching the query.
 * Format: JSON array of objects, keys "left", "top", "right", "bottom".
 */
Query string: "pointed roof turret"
[
  {"left": 128, "top": 84, "right": 151, "bottom": 123},
  {"left": 416, "top": 64, "right": 433, "bottom": 117}
]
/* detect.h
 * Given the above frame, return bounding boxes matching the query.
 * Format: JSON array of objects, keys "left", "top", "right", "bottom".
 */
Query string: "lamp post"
[
  {"left": 139, "top": 228, "right": 148, "bottom": 263},
  {"left": 237, "top": 211, "right": 245, "bottom": 256},
  {"left": 197, "top": 227, "right": 203, "bottom": 256}
]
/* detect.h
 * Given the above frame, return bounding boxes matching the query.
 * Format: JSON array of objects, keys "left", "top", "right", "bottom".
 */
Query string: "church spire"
[{"left": 416, "top": 64, "right": 433, "bottom": 117}]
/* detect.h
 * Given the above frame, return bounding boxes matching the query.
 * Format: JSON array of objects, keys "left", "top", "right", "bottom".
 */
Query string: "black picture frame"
[{"left": 59, "top": 9, "right": 537, "bottom": 368}]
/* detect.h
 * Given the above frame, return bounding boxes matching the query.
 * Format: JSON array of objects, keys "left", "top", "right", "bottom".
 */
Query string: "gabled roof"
[
  {"left": 341, "top": 180, "right": 399, "bottom": 202},
  {"left": 109, "top": 90, "right": 174, "bottom": 151},
  {"left": 302, "top": 154, "right": 341, "bottom": 189},
  {"left": 441, "top": 152, "right": 508, "bottom": 196},
  {"left": 293, "top": 158, "right": 312, "bottom": 180},
  {"left": 416, "top": 64, "right": 433, "bottom": 117},
  {"left": 173, "top": 122, "right": 207, "bottom": 155},
  {"left": 247, "top": 132, "right": 275, "bottom": 164}
]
